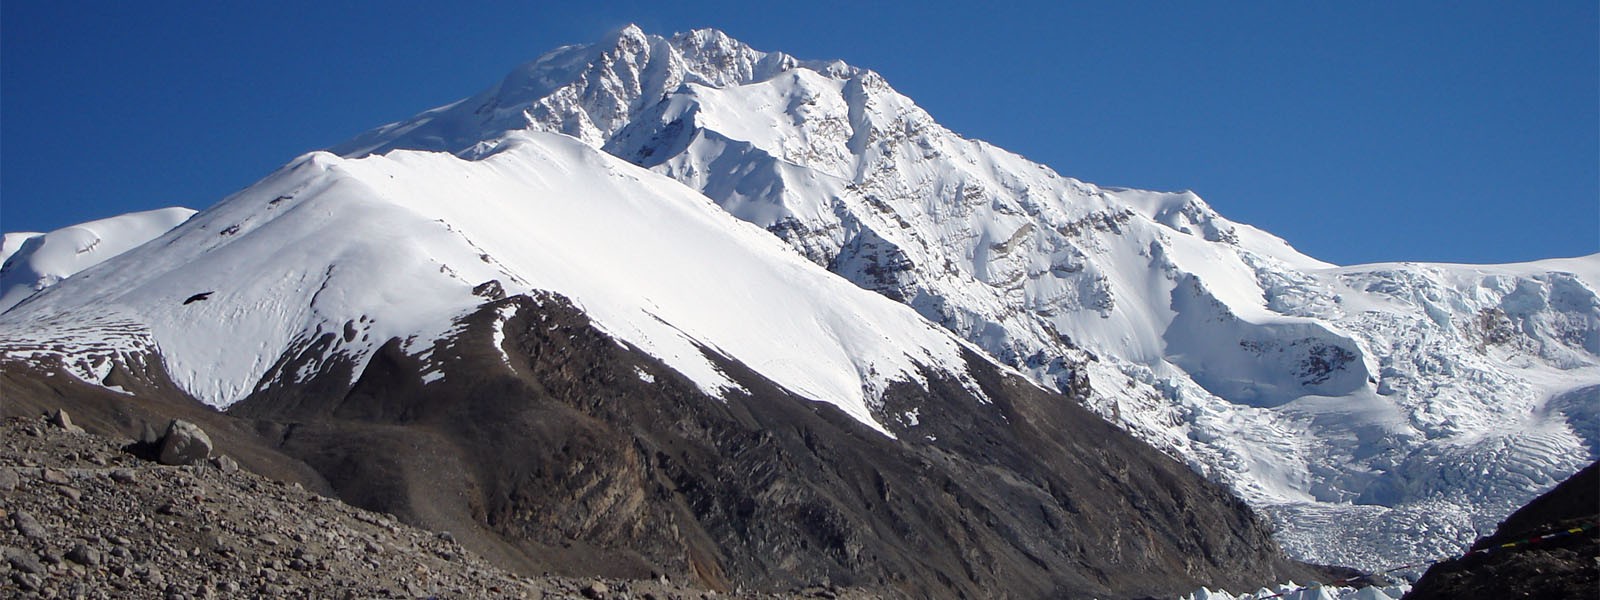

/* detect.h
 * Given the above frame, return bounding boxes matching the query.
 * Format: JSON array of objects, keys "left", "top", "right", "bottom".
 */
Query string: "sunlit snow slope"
[
  {"left": 0, "top": 207, "right": 195, "bottom": 313},
  {"left": 0, "top": 133, "right": 988, "bottom": 438},
  {"left": 329, "top": 25, "right": 1600, "bottom": 571}
]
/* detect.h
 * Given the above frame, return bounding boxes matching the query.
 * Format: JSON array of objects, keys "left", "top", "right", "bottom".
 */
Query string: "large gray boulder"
[
  {"left": 47, "top": 408, "right": 85, "bottom": 434},
  {"left": 157, "top": 420, "right": 213, "bottom": 466}
]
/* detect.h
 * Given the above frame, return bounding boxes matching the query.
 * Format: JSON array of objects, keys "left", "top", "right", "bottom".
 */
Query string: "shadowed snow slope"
[{"left": 325, "top": 24, "right": 1600, "bottom": 572}]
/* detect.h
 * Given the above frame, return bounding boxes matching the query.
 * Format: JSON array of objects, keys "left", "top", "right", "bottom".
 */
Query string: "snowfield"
[{"left": 0, "top": 207, "right": 195, "bottom": 312}]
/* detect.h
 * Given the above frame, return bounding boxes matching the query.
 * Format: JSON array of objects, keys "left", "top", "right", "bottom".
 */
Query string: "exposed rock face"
[
  {"left": 155, "top": 419, "right": 212, "bottom": 466},
  {"left": 230, "top": 293, "right": 1330, "bottom": 598},
  {"left": 3, "top": 291, "right": 1333, "bottom": 598},
  {"left": 1403, "top": 461, "right": 1598, "bottom": 600}
]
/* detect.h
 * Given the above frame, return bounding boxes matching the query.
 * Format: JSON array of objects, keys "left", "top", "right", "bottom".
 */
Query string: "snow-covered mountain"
[
  {"left": 2, "top": 24, "right": 1595, "bottom": 579},
  {"left": 0, "top": 207, "right": 195, "bottom": 312},
  {"left": 0, "top": 137, "right": 991, "bottom": 437},
  {"left": 0, "top": 109, "right": 1322, "bottom": 596},
  {"left": 328, "top": 25, "right": 1600, "bottom": 572}
]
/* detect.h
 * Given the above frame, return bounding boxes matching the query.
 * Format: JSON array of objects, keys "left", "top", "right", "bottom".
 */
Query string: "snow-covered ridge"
[
  {"left": 0, "top": 133, "right": 989, "bottom": 437},
  {"left": 328, "top": 24, "right": 1600, "bottom": 571},
  {"left": 1, "top": 207, "right": 195, "bottom": 313},
  {"left": 1, "top": 232, "right": 44, "bottom": 266},
  {"left": 333, "top": 25, "right": 859, "bottom": 158}
]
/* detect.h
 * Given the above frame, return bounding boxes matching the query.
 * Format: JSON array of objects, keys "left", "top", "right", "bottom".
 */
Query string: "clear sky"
[{"left": 3, "top": 1, "right": 1595, "bottom": 265}]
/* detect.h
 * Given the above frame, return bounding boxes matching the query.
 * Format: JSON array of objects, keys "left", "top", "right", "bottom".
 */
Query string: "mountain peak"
[
  {"left": 331, "top": 25, "right": 858, "bottom": 157},
  {"left": 598, "top": 22, "right": 650, "bottom": 56},
  {"left": 323, "top": 24, "right": 1600, "bottom": 575},
  {"left": 669, "top": 27, "right": 747, "bottom": 55},
  {"left": 608, "top": 22, "right": 647, "bottom": 42}
]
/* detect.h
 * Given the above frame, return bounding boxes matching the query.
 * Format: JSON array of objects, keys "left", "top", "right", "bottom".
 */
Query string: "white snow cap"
[
  {"left": 1, "top": 207, "right": 195, "bottom": 313},
  {"left": 0, "top": 134, "right": 989, "bottom": 438}
]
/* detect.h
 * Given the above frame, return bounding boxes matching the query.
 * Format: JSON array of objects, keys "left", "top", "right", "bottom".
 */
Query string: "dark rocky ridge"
[
  {"left": 1403, "top": 461, "right": 1598, "bottom": 600},
  {"left": 3, "top": 291, "right": 1334, "bottom": 598}
]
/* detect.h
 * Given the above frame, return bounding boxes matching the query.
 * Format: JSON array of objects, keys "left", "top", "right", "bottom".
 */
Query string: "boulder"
[
  {"left": 48, "top": 408, "right": 85, "bottom": 434},
  {"left": 65, "top": 543, "right": 101, "bottom": 567},
  {"left": 12, "top": 511, "right": 46, "bottom": 541},
  {"left": 157, "top": 420, "right": 213, "bottom": 466},
  {"left": 208, "top": 455, "right": 239, "bottom": 474},
  {"left": 472, "top": 279, "right": 505, "bottom": 300}
]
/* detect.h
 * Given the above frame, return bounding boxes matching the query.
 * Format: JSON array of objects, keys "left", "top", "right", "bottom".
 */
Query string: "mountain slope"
[
  {"left": 332, "top": 24, "right": 1600, "bottom": 571},
  {"left": 0, "top": 136, "right": 990, "bottom": 431},
  {"left": 0, "top": 131, "right": 1328, "bottom": 597},
  {"left": 0, "top": 207, "right": 195, "bottom": 313}
]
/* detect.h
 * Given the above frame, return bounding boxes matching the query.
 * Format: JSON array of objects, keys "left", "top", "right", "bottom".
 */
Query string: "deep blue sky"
[{"left": 3, "top": 1, "right": 1595, "bottom": 265}]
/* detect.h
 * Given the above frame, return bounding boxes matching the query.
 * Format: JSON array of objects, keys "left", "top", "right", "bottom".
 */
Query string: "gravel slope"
[{"left": 0, "top": 414, "right": 873, "bottom": 599}]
